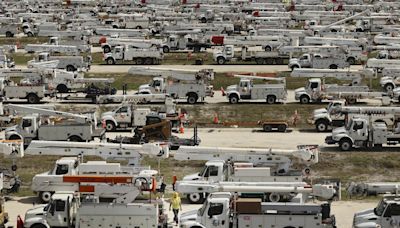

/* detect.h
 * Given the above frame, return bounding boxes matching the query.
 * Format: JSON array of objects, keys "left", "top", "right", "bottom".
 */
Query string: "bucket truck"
[
  {"left": 325, "top": 115, "right": 400, "bottom": 151},
  {"left": 291, "top": 68, "right": 381, "bottom": 104},
  {"left": 222, "top": 75, "right": 287, "bottom": 104},
  {"left": 180, "top": 192, "right": 337, "bottom": 228},
  {"left": 4, "top": 105, "right": 105, "bottom": 147},
  {"left": 213, "top": 45, "right": 289, "bottom": 65},
  {"left": 131, "top": 67, "right": 214, "bottom": 104},
  {"left": 353, "top": 195, "right": 400, "bottom": 228},
  {"left": 366, "top": 58, "right": 400, "bottom": 72},
  {"left": 173, "top": 145, "right": 322, "bottom": 203},
  {"left": 380, "top": 68, "right": 400, "bottom": 92},
  {"left": 310, "top": 101, "right": 400, "bottom": 132},
  {"left": 27, "top": 52, "right": 91, "bottom": 72},
  {"left": 103, "top": 45, "right": 163, "bottom": 65}
]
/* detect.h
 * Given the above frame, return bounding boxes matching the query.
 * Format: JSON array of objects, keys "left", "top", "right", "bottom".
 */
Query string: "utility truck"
[
  {"left": 288, "top": 53, "right": 350, "bottom": 70},
  {"left": 28, "top": 52, "right": 91, "bottom": 72},
  {"left": 353, "top": 195, "right": 400, "bottom": 228},
  {"left": 4, "top": 105, "right": 105, "bottom": 147},
  {"left": 292, "top": 68, "right": 380, "bottom": 104},
  {"left": 310, "top": 101, "right": 400, "bottom": 132},
  {"left": 222, "top": 75, "right": 287, "bottom": 104},
  {"left": 25, "top": 43, "right": 79, "bottom": 55},
  {"left": 325, "top": 116, "right": 400, "bottom": 151},
  {"left": 101, "top": 98, "right": 178, "bottom": 131},
  {"left": 0, "top": 76, "right": 52, "bottom": 104},
  {"left": 348, "top": 182, "right": 400, "bottom": 197},
  {"left": 213, "top": 45, "right": 289, "bottom": 65},
  {"left": 131, "top": 67, "right": 214, "bottom": 104},
  {"left": 180, "top": 192, "right": 337, "bottom": 228},
  {"left": 103, "top": 45, "right": 163, "bottom": 65},
  {"left": 380, "top": 68, "right": 400, "bottom": 92}
]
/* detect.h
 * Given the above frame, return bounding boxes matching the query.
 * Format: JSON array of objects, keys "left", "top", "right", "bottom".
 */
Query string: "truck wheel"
[
  {"left": 263, "top": 124, "right": 272, "bottom": 132},
  {"left": 57, "top": 84, "right": 68, "bottom": 93},
  {"left": 278, "top": 124, "right": 286, "bottom": 132},
  {"left": 347, "top": 57, "right": 356, "bottom": 65},
  {"left": 27, "top": 94, "right": 39, "bottom": 104},
  {"left": 144, "top": 58, "right": 153, "bottom": 65},
  {"left": 162, "top": 46, "right": 170, "bottom": 53},
  {"left": 66, "top": 65, "right": 76, "bottom": 71},
  {"left": 187, "top": 193, "right": 205, "bottom": 204},
  {"left": 291, "top": 65, "right": 299, "bottom": 71},
  {"left": 39, "top": 191, "right": 53, "bottom": 203},
  {"left": 266, "top": 95, "right": 276, "bottom": 104},
  {"left": 329, "top": 64, "right": 338, "bottom": 69},
  {"left": 5, "top": 31, "right": 13, "bottom": 37},
  {"left": 229, "top": 95, "right": 239, "bottom": 104},
  {"left": 193, "top": 46, "right": 201, "bottom": 53},
  {"left": 346, "top": 98, "right": 357, "bottom": 104},
  {"left": 31, "top": 224, "right": 47, "bottom": 228},
  {"left": 187, "top": 93, "right": 198, "bottom": 104},
  {"left": 136, "top": 58, "right": 144, "bottom": 65},
  {"left": 217, "top": 57, "right": 225, "bottom": 65},
  {"left": 255, "top": 58, "right": 264, "bottom": 65},
  {"left": 316, "top": 120, "right": 329, "bottom": 132},
  {"left": 339, "top": 138, "right": 352, "bottom": 151},
  {"left": 268, "top": 193, "right": 281, "bottom": 202},
  {"left": 103, "top": 46, "right": 111, "bottom": 53},
  {"left": 68, "top": 135, "right": 82, "bottom": 142},
  {"left": 106, "top": 58, "right": 115, "bottom": 65},
  {"left": 264, "top": 46, "right": 272, "bottom": 52},
  {"left": 385, "top": 83, "right": 394, "bottom": 92},
  {"left": 27, "top": 32, "right": 34, "bottom": 37},
  {"left": 200, "top": 17, "right": 207, "bottom": 23},
  {"left": 299, "top": 95, "right": 310, "bottom": 104},
  {"left": 105, "top": 121, "right": 116, "bottom": 131}
]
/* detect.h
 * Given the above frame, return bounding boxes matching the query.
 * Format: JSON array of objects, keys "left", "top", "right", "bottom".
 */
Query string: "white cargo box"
[
  {"left": 234, "top": 167, "right": 271, "bottom": 177},
  {"left": 133, "top": 108, "right": 151, "bottom": 126},
  {"left": 78, "top": 161, "right": 121, "bottom": 174}
]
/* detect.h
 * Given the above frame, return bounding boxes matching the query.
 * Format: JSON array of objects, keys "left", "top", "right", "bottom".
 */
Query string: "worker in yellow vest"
[{"left": 170, "top": 192, "right": 182, "bottom": 226}]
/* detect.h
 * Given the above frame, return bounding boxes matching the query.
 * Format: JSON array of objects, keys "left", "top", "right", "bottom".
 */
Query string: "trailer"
[
  {"left": 180, "top": 192, "right": 337, "bottom": 228},
  {"left": 103, "top": 45, "right": 163, "bottom": 65},
  {"left": 132, "top": 67, "right": 214, "bottom": 104},
  {"left": 291, "top": 68, "right": 380, "bottom": 104},
  {"left": 222, "top": 75, "right": 287, "bottom": 104},
  {"left": 213, "top": 45, "right": 289, "bottom": 65}
]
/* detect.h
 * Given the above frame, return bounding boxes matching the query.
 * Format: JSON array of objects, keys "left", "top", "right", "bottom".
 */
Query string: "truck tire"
[
  {"left": 291, "top": 65, "right": 299, "bottom": 71},
  {"left": 106, "top": 58, "right": 115, "bottom": 65},
  {"left": 329, "top": 64, "right": 338, "bottom": 69},
  {"left": 266, "top": 95, "right": 276, "bottom": 104},
  {"left": 105, "top": 121, "right": 116, "bottom": 131},
  {"left": 27, "top": 31, "right": 34, "bottom": 37},
  {"left": 31, "top": 224, "right": 47, "bottom": 228},
  {"left": 27, "top": 94, "right": 39, "bottom": 104},
  {"left": 299, "top": 95, "right": 310, "bottom": 104},
  {"left": 384, "top": 83, "right": 394, "bottom": 92},
  {"left": 103, "top": 46, "right": 111, "bottom": 53},
  {"left": 339, "top": 138, "right": 352, "bottom": 151},
  {"left": 200, "top": 17, "right": 207, "bottom": 23},
  {"left": 57, "top": 84, "right": 68, "bottom": 93},
  {"left": 316, "top": 120, "right": 329, "bottom": 132},
  {"left": 217, "top": 57, "right": 225, "bottom": 65},
  {"left": 264, "top": 46, "right": 272, "bottom": 52},
  {"left": 187, "top": 93, "right": 198, "bottom": 104},
  {"left": 187, "top": 193, "right": 205, "bottom": 204},
  {"left": 144, "top": 58, "right": 153, "bottom": 65},
  {"left": 68, "top": 135, "right": 83, "bottom": 142},
  {"left": 347, "top": 57, "right": 356, "bottom": 65},
  {"left": 268, "top": 193, "right": 281, "bottom": 202},
  {"left": 5, "top": 31, "right": 13, "bottom": 37},
  {"left": 275, "top": 58, "right": 284, "bottom": 65},
  {"left": 278, "top": 124, "right": 286, "bottom": 132},
  {"left": 162, "top": 46, "right": 170, "bottom": 53},
  {"left": 266, "top": 58, "right": 273, "bottom": 65},
  {"left": 263, "top": 124, "right": 272, "bottom": 132},
  {"left": 8, "top": 135, "right": 21, "bottom": 140},
  {"left": 229, "top": 94, "right": 239, "bottom": 104},
  {"left": 255, "top": 58, "right": 264, "bottom": 65},
  {"left": 136, "top": 58, "right": 144, "bottom": 65},
  {"left": 39, "top": 191, "right": 53, "bottom": 203},
  {"left": 66, "top": 65, "right": 76, "bottom": 72}
]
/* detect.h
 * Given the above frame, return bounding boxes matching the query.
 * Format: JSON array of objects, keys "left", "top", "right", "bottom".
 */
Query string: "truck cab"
[
  {"left": 183, "top": 160, "right": 226, "bottom": 183},
  {"left": 353, "top": 195, "right": 400, "bottom": 228},
  {"left": 214, "top": 45, "right": 234, "bottom": 65},
  {"left": 225, "top": 79, "right": 252, "bottom": 103},
  {"left": 138, "top": 77, "right": 165, "bottom": 94},
  {"left": 103, "top": 46, "right": 124, "bottom": 64},
  {"left": 310, "top": 100, "right": 346, "bottom": 132},
  {"left": 5, "top": 115, "right": 39, "bottom": 145},
  {"left": 24, "top": 192, "right": 78, "bottom": 228},
  {"left": 101, "top": 106, "right": 151, "bottom": 131},
  {"left": 295, "top": 78, "right": 322, "bottom": 104}
]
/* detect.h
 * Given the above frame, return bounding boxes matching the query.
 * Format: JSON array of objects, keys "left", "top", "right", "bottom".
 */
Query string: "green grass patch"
[{"left": 0, "top": 37, "right": 48, "bottom": 46}]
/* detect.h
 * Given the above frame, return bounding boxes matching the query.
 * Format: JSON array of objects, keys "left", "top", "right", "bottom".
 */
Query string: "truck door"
[
  {"left": 204, "top": 165, "right": 220, "bottom": 182},
  {"left": 380, "top": 203, "right": 400, "bottom": 227},
  {"left": 46, "top": 200, "right": 69, "bottom": 227},
  {"left": 115, "top": 47, "right": 123, "bottom": 60},
  {"left": 309, "top": 81, "right": 321, "bottom": 100},
  {"left": 349, "top": 120, "right": 368, "bottom": 141},
  {"left": 239, "top": 80, "right": 251, "bottom": 98},
  {"left": 205, "top": 203, "right": 228, "bottom": 228},
  {"left": 115, "top": 106, "right": 131, "bottom": 123},
  {"left": 299, "top": 54, "right": 311, "bottom": 67},
  {"left": 22, "top": 118, "right": 36, "bottom": 138}
]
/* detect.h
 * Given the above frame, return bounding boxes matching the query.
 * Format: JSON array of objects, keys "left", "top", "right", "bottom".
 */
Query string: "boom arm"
[{"left": 128, "top": 66, "right": 214, "bottom": 81}]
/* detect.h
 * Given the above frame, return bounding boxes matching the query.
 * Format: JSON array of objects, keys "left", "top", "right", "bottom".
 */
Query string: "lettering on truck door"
[
  {"left": 115, "top": 106, "right": 131, "bottom": 123},
  {"left": 205, "top": 203, "right": 226, "bottom": 228}
]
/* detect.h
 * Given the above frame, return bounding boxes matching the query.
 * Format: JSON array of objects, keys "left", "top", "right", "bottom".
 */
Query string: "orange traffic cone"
[
  {"left": 213, "top": 113, "right": 219, "bottom": 124},
  {"left": 179, "top": 122, "right": 184, "bottom": 134}
]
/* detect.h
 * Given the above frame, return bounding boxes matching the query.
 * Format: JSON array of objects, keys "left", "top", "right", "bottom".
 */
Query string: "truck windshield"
[
  {"left": 198, "top": 166, "right": 207, "bottom": 177},
  {"left": 374, "top": 200, "right": 387, "bottom": 216}
]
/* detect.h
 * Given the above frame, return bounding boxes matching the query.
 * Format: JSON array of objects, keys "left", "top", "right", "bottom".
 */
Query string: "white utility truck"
[
  {"left": 223, "top": 75, "right": 287, "bottom": 104},
  {"left": 180, "top": 192, "right": 337, "bottom": 228},
  {"left": 132, "top": 67, "right": 214, "bottom": 104},
  {"left": 310, "top": 101, "right": 400, "bottom": 132},
  {"left": 101, "top": 98, "right": 178, "bottom": 131},
  {"left": 348, "top": 182, "right": 400, "bottom": 197},
  {"left": 353, "top": 195, "right": 400, "bottom": 228},
  {"left": 213, "top": 45, "right": 289, "bottom": 65},
  {"left": 289, "top": 53, "right": 350, "bottom": 70},
  {"left": 380, "top": 68, "right": 400, "bottom": 92},
  {"left": 103, "top": 45, "right": 163, "bottom": 65},
  {"left": 28, "top": 52, "right": 91, "bottom": 72},
  {"left": 325, "top": 116, "right": 400, "bottom": 151},
  {"left": 4, "top": 105, "right": 105, "bottom": 146},
  {"left": 0, "top": 76, "right": 52, "bottom": 103},
  {"left": 292, "top": 68, "right": 381, "bottom": 104}
]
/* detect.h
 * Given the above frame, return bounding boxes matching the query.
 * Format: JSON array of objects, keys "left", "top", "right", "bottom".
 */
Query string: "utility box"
[
  {"left": 372, "top": 122, "right": 388, "bottom": 145},
  {"left": 133, "top": 108, "right": 151, "bottom": 126}
]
